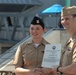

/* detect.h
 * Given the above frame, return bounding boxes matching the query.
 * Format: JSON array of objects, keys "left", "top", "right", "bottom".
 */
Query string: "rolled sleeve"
[{"left": 13, "top": 45, "right": 23, "bottom": 67}]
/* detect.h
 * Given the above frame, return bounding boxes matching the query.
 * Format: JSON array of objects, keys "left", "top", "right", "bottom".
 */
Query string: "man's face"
[
  {"left": 61, "top": 15, "right": 76, "bottom": 31},
  {"left": 29, "top": 24, "right": 46, "bottom": 39}
]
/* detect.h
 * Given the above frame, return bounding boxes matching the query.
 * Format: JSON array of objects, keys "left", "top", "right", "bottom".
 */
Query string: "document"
[{"left": 42, "top": 44, "right": 61, "bottom": 68}]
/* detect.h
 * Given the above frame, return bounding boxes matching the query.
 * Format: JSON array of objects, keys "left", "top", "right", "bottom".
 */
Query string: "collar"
[
  {"left": 72, "top": 32, "right": 76, "bottom": 42},
  {"left": 70, "top": 32, "right": 76, "bottom": 43},
  {"left": 27, "top": 38, "right": 48, "bottom": 45}
]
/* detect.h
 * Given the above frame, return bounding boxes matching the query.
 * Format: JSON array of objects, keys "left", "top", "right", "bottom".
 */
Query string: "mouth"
[
  {"left": 63, "top": 24, "right": 69, "bottom": 29},
  {"left": 32, "top": 33, "right": 38, "bottom": 36}
]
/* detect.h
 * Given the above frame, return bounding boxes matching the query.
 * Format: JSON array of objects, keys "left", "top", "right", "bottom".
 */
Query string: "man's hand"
[
  {"left": 32, "top": 68, "right": 44, "bottom": 75},
  {"left": 50, "top": 67, "right": 57, "bottom": 75},
  {"left": 41, "top": 68, "right": 53, "bottom": 74}
]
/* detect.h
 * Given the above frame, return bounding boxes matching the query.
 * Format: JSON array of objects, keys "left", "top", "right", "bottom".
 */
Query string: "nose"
[{"left": 32, "top": 29, "right": 37, "bottom": 32}]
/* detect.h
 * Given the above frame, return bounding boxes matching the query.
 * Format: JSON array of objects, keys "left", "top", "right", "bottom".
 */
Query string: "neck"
[
  {"left": 33, "top": 38, "right": 43, "bottom": 44},
  {"left": 67, "top": 30, "right": 76, "bottom": 38}
]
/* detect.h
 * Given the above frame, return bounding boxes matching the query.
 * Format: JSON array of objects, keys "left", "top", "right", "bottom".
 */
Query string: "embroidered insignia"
[
  {"left": 72, "top": 39, "right": 76, "bottom": 43},
  {"left": 68, "top": 47, "right": 72, "bottom": 51},
  {"left": 36, "top": 20, "right": 39, "bottom": 23}
]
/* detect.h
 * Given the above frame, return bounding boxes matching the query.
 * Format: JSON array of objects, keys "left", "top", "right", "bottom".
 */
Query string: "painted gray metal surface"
[{"left": 0, "top": 0, "right": 41, "bottom": 5}]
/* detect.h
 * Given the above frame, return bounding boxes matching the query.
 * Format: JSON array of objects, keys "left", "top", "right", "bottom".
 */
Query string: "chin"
[
  {"left": 63, "top": 26, "right": 68, "bottom": 30},
  {"left": 33, "top": 37, "right": 38, "bottom": 39},
  {"left": 64, "top": 27, "right": 66, "bottom": 29}
]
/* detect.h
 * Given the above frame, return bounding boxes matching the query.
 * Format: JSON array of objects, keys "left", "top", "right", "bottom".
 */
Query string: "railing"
[
  {"left": 0, "top": 28, "right": 65, "bottom": 74},
  {"left": 0, "top": 71, "right": 15, "bottom": 75}
]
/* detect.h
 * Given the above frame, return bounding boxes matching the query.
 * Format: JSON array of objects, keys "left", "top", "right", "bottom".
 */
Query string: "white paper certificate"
[{"left": 42, "top": 44, "right": 61, "bottom": 68}]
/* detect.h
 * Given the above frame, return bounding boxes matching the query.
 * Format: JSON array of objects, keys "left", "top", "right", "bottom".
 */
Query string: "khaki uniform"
[
  {"left": 13, "top": 38, "right": 50, "bottom": 75},
  {"left": 60, "top": 32, "right": 76, "bottom": 75}
]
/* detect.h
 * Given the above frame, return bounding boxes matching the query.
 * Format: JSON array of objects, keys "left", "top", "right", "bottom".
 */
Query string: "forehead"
[
  {"left": 30, "top": 24, "right": 42, "bottom": 28},
  {"left": 61, "top": 15, "right": 73, "bottom": 19}
]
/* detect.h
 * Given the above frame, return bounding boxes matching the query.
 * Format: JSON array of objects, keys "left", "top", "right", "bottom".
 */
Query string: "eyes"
[
  {"left": 30, "top": 27, "right": 42, "bottom": 30},
  {"left": 61, "top": 16, "right": 74, "bottom": 22},
  {"left": 30, "top": 25, "right": 44, "bottom": 31},
  {"left": 61, "top": 18, "right": 70, "bottom": 21}
]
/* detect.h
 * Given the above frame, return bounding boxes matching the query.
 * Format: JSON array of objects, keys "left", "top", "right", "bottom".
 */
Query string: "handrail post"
[{"left": 0, "top": 71, "right": 15, "bottom": 75}]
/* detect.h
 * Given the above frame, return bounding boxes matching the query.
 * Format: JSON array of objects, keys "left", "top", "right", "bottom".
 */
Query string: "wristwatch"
[{"left": 57, "top": 67, "right": 63, "bottom": 74}]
